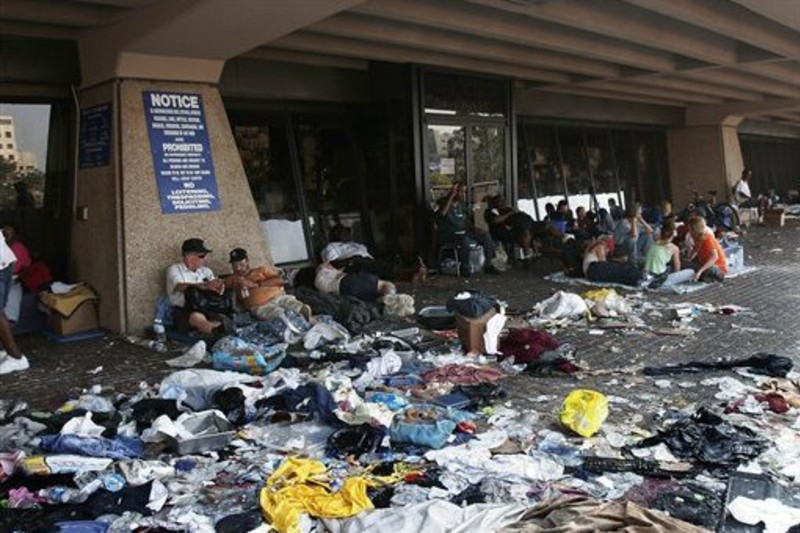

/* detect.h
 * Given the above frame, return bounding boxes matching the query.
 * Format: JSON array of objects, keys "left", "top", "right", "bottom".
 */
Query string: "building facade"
[{"left": 0, "top": 0, "right": 799, "bottom": 332}]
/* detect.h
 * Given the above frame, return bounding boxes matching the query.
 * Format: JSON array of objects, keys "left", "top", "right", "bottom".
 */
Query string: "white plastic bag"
[{"left": 535, "top": 291, "right": 588, "bottom": 319}]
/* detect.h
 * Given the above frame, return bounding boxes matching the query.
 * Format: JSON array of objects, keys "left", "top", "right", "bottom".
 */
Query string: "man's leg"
[{"left": 188, "top": 312, "right": 221, "bottom": 335}]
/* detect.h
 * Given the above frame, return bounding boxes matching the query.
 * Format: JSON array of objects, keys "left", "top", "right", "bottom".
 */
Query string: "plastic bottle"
[{"left": 153, "top": 318, "right": 167, "bottom": 343}]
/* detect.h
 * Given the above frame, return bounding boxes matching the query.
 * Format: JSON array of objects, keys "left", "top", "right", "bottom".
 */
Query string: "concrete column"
[
  {"left": 72, "top": 79, "right": 270, "bottom": 333},
  {"left": 666, "top": 122, "right": 744, "bottom": 208}
]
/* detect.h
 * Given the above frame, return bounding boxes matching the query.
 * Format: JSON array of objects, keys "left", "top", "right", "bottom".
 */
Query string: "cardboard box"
[
  {"left": 764, "top": 208, "right": 785, "bottom": 227},
  {"left": 455, "top": 308, "right": 497, "bottom": 354},
  {"left": 46, "top": 300, "right": 99, "bottom": 335}
]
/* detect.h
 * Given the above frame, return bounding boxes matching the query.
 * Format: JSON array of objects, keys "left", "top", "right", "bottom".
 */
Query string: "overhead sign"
[
  {"left": 143, "top": 91, "right": 220, "bottom": 214},
  {"left": 78, "top": 103, "right": 112, "bottom": 169}
]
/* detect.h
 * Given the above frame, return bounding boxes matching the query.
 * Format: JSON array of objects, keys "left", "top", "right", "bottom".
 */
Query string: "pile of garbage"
[{"left": 1, "top": 290, "right": 799, "bottom": 532}]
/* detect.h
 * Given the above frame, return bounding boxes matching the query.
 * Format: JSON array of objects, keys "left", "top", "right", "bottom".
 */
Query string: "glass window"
[
  {"left": 517, "top": 124, "right": 563, "bottom": 220},
  {"left": 585, "top": 127, "right": 621, "bottom": 211},
  {"left": 610, "top": 129, "right": 635, "bottom": 210},
  {"left": 558, "top": 126, "right": 593, "bottom": 212},
  {"left": 426, "top": 124, "right": 466, "bottom": 206},
  {"left": 424, "top": 71, "right": 506, "bottom": 117},
  {"left": 0, "top": 103, "right": 50, "bottom": 210}
]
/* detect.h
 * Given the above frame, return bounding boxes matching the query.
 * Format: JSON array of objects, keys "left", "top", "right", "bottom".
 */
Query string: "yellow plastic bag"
[{"left": 559, "top": 389, "right": 609, "bottom": 438}]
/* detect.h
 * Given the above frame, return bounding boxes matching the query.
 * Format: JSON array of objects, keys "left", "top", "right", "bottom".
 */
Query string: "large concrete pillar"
[
  {"left": 666, "top": 120, "right": 744, "bottom": 208},
  {"left": 72, "top": 80, "right": 270, "bottom": 333}
]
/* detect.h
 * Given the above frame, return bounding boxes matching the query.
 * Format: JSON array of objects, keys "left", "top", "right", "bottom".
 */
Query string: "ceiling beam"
[
  {"left": 615, "top": 76, "right": 763, "bottom": 102},
  {"left": 309, "top": 12, "right": 619, "bottom": 78},
  {"left": 0, "top": 20, "right": 80, "bottom": 40},
  {"left": 269, "top": 32, "right": 572, "bottom": 84},
  {"left": 353, "top": 0, "right": 676, "bottom": 72},
  {"left": 465, "top": 0, "right": 738, "bottom": 66},
  {"left": 680, "top": 69, "right": 800, "bottom": 99},
  {"left": 540, "top": 85, "right": 686, "bottom": 107},
  {"left": 622, "top": 0, "right": 800, "bottom": 59},
  {"left": 687, "top": 98, "right": 800, "bottom": 125},
  {"left": 570, "top": 80, "right": 723, "bottom": 104},
  {"left": 0, "top": 0, "right": 119, "bottom": 27},
  {"left": 241, "top": 48, "right": 369, "bottom": 71},
  {"left": 737, "top": 61, "right": 800, "bottom": 88}
]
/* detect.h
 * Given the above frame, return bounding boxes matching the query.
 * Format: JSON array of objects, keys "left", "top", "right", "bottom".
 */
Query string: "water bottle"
[{"left": 152, "top": 318, "right": 167, "bottom": 352}]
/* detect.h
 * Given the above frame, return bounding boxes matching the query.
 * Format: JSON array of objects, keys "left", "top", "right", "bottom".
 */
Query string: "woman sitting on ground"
[
  {"left": 643, "top": 220, "right": 695, "bottom": 289},
  {"left": 582, "top": 235, "right": 643, "bottom": 286}
]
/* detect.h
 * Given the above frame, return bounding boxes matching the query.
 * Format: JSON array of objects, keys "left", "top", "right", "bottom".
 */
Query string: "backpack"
[{"left": 19, "top": 260, "right": 53, "bottom": 292}]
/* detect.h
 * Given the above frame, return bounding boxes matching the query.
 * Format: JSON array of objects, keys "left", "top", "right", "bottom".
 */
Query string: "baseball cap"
[
  {"left": 229, "top": 248, "right": 248, "bottom": 263},
  {"left": 182, "top": 238, "right": 212, "bottom": 255}
]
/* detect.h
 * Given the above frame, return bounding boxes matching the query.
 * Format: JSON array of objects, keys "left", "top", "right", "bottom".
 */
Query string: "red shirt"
[
  {"left": 9, "top": 240, "right": 31, "bottom": 276},
  {"left": 695, "top": 232, "right": 728, "bottom": 274}
]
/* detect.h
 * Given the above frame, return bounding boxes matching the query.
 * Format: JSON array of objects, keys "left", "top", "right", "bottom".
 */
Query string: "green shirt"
[
  {"left": 644, "top": 242, "right": 673, "bottom": 275},
  {"left": 437, "top": 201, "right": 469, "bottom": 243}
]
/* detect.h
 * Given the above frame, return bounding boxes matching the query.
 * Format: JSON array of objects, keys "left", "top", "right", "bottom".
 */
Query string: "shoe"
[{"left": 0, "top": 356, "right": 29, "bottom": 375}]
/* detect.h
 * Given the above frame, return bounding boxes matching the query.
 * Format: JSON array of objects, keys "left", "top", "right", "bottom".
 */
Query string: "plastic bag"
[
  {"left": 211, "top": 337, "right": 287, "bottom": 376},
  {"left": 536, "top": 291, "right": 588, "bottom": 320},
  {"left": 559, "top": 389, "right": 609, "bottom": 438}
]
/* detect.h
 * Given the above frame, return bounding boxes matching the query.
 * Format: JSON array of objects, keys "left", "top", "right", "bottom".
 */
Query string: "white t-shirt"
[
  {"left": 583, "top": 249, "right": 600, "bottom": 276},
  {"left": 315, "top": 264, "right": 346, "bottom": 294},
  {"left": 166, "top": 263, "right": 215, "bottom": 307},
  {"left": 0, "top": 238, "right": 16, "bottom": 272},
  {"left": 320, "top": 242, "right": 372, "bottom": 263},
  {"left": 734, "top": 179, "right": 751, "bottom": 200}
]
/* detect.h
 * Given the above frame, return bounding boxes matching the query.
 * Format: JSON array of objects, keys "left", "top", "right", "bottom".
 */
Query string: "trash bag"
[
  {"left": 582, "top": 288, "right": 632, "bottom": 316},
  {"left": 326, "top": 424, "right": 387, "bottom": 458},
  {"left": 303, "top": 316, "right": 351, "bottom": 350},
  {"left": 559, "top": 389, "right": 609, "bottom": 438},
  {"left": 535, "top": 291, "right": 588, "bottom": 320},
  {"left": 633, "top": 408, "right": 767, "bottom": 468}
]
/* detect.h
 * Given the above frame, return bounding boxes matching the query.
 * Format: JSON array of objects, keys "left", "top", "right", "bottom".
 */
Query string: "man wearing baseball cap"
[{"left": 166, "top": 238, "right": 226, "bottom": 334}]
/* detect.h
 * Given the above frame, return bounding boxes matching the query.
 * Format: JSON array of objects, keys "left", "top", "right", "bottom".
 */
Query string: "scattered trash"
[{"left": 559, "top": 389, "right": 609, "bottom": 438}]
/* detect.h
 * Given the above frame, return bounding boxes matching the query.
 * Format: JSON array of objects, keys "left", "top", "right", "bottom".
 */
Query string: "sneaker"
[{"left": 0, "top": 356, "right": 29, "bottom": 375}]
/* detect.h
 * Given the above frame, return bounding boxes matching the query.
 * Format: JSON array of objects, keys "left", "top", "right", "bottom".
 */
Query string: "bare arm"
[
  {"left": 694, "top": 249, "right": 718, "bottom": 280},
  {"left": 670, "top": 243, "right": 681, "bottom": 271}
]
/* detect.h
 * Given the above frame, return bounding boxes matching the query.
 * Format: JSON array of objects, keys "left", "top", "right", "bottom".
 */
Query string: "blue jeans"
[{"left": 0, "top": 263, "right": 15, "bottom": 309}]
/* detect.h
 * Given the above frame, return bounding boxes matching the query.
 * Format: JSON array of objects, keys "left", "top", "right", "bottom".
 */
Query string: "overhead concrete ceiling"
[{"left": 2, "top": 0, "right": 800, "bottom": 124}]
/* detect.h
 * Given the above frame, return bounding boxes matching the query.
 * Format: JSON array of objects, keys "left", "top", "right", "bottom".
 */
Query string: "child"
[{"left": 689, "top": 216, "right": 727, "bottom": 282}]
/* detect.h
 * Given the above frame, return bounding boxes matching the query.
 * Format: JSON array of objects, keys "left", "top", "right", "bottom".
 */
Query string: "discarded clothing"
[
  {"left": 727, "top": 496, "right": 800, "bottom": 533},
  {"left": 447, "top": 290, "right": 498, "bottom": 318},
  {"left": 498, "top": 328, "right": 559, "bottom": 365},
  {"left": 257, "top": 383, "right": 337, "bottom": 424},
  {"left": 503, "top": 496, "right": 710, "bottom": 532},
  {"left": 295, "top": 287, "right": 381, "bottom": 334},
  {"left": 37, "top": 434, "right": 143, "bottom": 460},
  {"left": 422, "top": 364, "right": 504, "bottom": 385},
  {"left": 323, "top": 500, "right": 528, "bottom": 533},
  {"left": 259, "top": 457, "right": 373, "bottom": 533},
  {"left": 390, "top": 406, "right": 459, "bottom": 450},
  {"left": 326, "top": 424, "right": 387, "bottom": 458},
  {"left": 633, "top": 408, "right": 766, "bottom": 468},
  {"left": 644, "top": 352, "right": 792, "bottom": 378}
]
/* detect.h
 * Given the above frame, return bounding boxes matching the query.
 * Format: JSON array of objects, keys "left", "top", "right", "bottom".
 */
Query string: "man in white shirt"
[
  {"left": 0, "top": 236, "right": 27, "bottom": 374},
  {"left": 166, "top": 238, "right": 226, "bottom": 335},
  {"left": 733, "top": 168, "right": 769, "bottom": 218}
]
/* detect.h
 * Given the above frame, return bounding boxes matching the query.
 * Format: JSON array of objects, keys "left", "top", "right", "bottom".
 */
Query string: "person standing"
[{"left": 0, "top": 234, "right": 27, "bottom": 374}]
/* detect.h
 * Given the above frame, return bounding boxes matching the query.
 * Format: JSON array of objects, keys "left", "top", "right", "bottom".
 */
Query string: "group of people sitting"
[
  {"left": 576, "top": 203, "right": 729, "bottom": 288},
  {"left": 166, "top": 235, "right": 407, "bottom": 338}
]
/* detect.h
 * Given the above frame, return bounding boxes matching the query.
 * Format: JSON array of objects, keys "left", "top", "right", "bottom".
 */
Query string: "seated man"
[
  {"left": 225, "top": 247, "right": 308, "bottom": 320},
  {"left": 315, "top": 262, "right": 396, "bottom": 302},
  {"left": 484, "top": 195, "right": 536, "bottom": 260},
  {"left": 688, "top": 216, "right": 727, "bottom": 282},
  {"left": 166, "top": 238, "right": 226, "bottom": 335},
  {"left": 436, "top": 182, "right": 500, "bottom": 275}
]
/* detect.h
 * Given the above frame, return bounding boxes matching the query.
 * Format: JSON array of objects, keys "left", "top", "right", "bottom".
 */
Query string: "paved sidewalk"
[{"left": 1, "top": 222, "right": 796, "bottom": 413}]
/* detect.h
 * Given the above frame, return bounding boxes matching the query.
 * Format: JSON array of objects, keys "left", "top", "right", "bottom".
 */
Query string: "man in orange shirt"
[
  {"left": 689, "top": 216, "right": 727, "bottom": 282},
  {"left": 225, "top": 248, "right": 308, "bottom": 320}
]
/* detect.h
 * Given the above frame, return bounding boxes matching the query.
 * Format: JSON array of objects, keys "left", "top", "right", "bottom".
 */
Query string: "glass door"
[
  {"left": 425, "top": 124, "right": 466, "bottom": 206},
  {"left": 470, "top": 124, "right": 505, "bottom": 231}
]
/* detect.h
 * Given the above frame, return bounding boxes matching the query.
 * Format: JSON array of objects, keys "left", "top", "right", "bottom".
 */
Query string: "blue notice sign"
[
  {"left": 143, "top": 91, "right": 220, "bottom": 214},
  {"left": 79, "top": 103, "right": 112, "bottom": 169}
]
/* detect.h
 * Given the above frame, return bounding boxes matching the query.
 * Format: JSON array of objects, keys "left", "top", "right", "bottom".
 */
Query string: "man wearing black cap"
[
  {"left": 224, "top": 247, "right": 309, "bottom": 320},
  {"left": 166, "top": 238, "right": 226, "bottom": 334}
]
